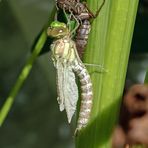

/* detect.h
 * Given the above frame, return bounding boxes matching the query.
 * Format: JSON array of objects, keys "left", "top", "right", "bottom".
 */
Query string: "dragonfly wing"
[
  {"left": 56, "top": 60, "right": 78, "bottom": 123},
  {"left": 56, "top": 61, "right": 65, "bottom": 111},
  {"left": 63, "top": 65, "right": 78, "bottom": 123}
]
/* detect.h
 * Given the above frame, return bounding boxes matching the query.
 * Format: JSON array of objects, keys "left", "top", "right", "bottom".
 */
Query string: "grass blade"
[{"left": 75, "top": 0, "right": 139, "bottom": 147}]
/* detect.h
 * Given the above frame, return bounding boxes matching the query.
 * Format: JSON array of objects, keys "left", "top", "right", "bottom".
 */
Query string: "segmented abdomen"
[
  {"left": 75, "top": 20, "right": 91, "bottom": 59},
  {"left": 73, "top": 61, "right": 93, "bottom": 131}
]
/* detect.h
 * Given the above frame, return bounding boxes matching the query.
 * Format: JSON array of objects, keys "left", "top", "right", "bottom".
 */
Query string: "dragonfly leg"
[
  {"left": 94, "top": 0, "right": 105, "bottom": 18},
  {"left": 84, "top": 63, "right": 108, "bottom": 73},
  {"left": 70, "top": 12, "right": 80, "bottom": 36},
  {"left": 82, "top": 0, "right": 105, "bottom": 18},
  {"left": 74, "top": 127, "right": 81, "bottom": 137},
  {"left": 82, "top": 0, "right": 105, "bottom": 24},
  {"left": 63, "top": 8, "right": 70, "bottom": 27}
]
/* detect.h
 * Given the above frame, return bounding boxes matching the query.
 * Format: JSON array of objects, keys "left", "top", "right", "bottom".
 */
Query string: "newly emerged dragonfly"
[
  {"left": 47, "top": 21, "right": 93, "bottom": 133},
  {"left": 56, "top": 0, "right": 105, "bottom": 58}
]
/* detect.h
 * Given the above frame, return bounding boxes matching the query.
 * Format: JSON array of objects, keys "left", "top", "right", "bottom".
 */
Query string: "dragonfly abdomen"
[{"left": 73, "top": 62, "right": 93, "bottom": 131}]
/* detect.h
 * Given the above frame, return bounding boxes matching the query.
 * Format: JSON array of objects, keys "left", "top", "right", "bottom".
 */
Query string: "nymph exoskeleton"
[
  {"left": 47, "top": 21, "right": 94, "bottom": 134},
  {"left": 56, "top": 0, "right": 105, "bottom": 58}
]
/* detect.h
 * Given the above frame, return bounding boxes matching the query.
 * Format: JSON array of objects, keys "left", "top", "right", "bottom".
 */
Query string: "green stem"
[
  {"left": 0, "top": 30, "right": 47, "bottom": 126},
  {"left": 76, "top": 0, "right": 139, "bottom": 147}
]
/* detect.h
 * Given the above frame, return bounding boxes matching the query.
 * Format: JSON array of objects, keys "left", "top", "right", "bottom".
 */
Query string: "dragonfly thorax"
[
  {"left": 52, "top": 37, "right": 76, "bottom": 64},
  {"left": 47, "top": 20, "right": 94, "bottom": 134}
]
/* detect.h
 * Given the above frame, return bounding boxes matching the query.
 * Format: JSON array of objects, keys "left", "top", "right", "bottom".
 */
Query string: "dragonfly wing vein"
[
  {"left": 63, "top": 65, "right": 78, "bottom": 123},
  {"left": 56, "top": 60, "right": 78, "bottom": 123},
  {"left": 56, "top": 60, "right": 65, "bottom": 111}
]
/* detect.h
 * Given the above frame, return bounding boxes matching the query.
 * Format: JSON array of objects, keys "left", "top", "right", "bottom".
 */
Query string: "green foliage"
[
  {"left": 0, "top": 0, "right": 140, "bottom": 147},
  {"left": 75, "top": 0, "right": 139, "bottom": 147},
  {"left": 0, "top": 5, "right": 56, "bottom": 126},
  {"left": 0, "top": 30, "right": 47, "bottom": 126}
]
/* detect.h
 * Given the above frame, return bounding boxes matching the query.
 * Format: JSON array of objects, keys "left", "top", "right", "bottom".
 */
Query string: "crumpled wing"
[{"left": 56, "top": 61, "right": 78, "bottom": 123}]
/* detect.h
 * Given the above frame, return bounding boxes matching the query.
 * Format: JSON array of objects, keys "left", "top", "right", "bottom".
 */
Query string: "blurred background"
[{"left": 0, "top": 0, "right": 147, "bottom": 148}]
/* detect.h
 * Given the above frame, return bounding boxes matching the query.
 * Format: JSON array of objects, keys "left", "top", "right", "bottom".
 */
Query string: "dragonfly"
[
  {"left": 56, "top": 0, "right": 105, "bottom": 58},
  {"left": 47, "top": 21, "right": 94, "bottom": 134}
]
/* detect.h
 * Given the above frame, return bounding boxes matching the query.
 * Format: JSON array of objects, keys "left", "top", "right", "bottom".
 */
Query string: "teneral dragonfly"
[{"left": 47, "top": 21, "right": 93, "bottom": 133}]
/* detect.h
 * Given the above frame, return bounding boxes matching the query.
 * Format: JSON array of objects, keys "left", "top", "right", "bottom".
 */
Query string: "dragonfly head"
[{"left": 47, "top": 21, "right": 69, "bottom": 38}]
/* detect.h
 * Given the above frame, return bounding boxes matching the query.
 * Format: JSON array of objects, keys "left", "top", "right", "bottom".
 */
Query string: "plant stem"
[
  {"left": 75, "top": 0, "right": 139, "bottom": 147},
  {"left": 0, "top": 30, "right": 47, "bottom": 126}
]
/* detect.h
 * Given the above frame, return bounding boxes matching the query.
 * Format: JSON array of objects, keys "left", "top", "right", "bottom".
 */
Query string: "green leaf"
[{"left": 75, "top": 0, "right": 139, "bottom": 147}]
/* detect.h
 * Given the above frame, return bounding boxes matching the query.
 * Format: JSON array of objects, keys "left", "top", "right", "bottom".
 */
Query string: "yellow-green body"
[
  {"left": 51, "top": 36, "right": 77, "bottom": 65},
  {"left": 47, "top": 21, "right": 93, "bottom": 134}
]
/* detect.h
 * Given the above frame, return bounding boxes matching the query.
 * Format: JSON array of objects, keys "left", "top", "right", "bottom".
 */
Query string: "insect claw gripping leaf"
[{"left": 47, "top": 21, "right": 94, "bottom": 133}]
